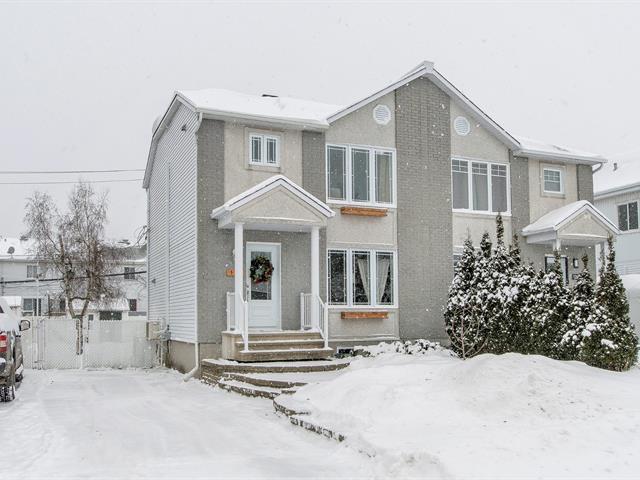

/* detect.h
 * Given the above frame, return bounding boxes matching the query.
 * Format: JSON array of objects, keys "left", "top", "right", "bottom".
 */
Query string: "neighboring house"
[
  {"left": 144, "top": 60, "right": 616, "bottom": 372},
  {"left": 0, "top": 236, "right": 148, "bottom": 320},
  {"left": 594, "top": 152, "right": 640, "bottom": 274}
]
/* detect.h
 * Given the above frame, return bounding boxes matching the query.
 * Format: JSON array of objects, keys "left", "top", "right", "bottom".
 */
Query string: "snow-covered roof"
[
  {"left": 1, "top": 296, "right": 22, "bottom": 308},
  {"left": 0, "top": 236, "right": 35, "bottom": 260},
  {"left": 0, "top": 297, "right": 20, "bottom": 332},
  {"left": 522, "top": 200, "right": 618, "bottom": 236},
  {"left": 514, "top": 136, "right": 606, "bottom": 166},
  {"left": 210, "top": 174, "right": 335, "bottom": 220},
  {"left": 145, "top": 60, "right": 608, "bottom": 188},
  {"left": 594, "top": 151, "right": 640, "bottom": 198},
  {"left": 176, "top": 89, "right": 342, "bottom": 128}
]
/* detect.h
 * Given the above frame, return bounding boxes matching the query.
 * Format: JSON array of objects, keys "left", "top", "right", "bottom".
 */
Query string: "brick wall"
[{"left": 395, "top": 77, "right": 451, "bottom": 342}]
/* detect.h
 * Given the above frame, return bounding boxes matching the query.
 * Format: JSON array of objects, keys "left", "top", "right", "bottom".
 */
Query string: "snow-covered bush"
[
  {"left": 352, "top": 339, "right": 453, "bottom": 357},
  {"left": 443, "top": 238, "right": 488, "bottom": 358},
  {"left": 525, "top": 251, "right": 570, "bottom": 358},
  {"left": 580, "top": 237, "right": 638, "bottom": 371}
]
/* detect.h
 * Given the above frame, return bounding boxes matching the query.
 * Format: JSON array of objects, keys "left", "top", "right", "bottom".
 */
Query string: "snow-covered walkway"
[{"left": 2, "top": 369, "right": 374, "bottom": 479}]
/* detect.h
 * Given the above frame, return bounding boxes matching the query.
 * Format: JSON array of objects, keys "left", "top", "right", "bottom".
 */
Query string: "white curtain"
[
  {"left": 377, "top": 257, "right": 390, "bottom": 304},
  {"left": 357, "top": 258, "right": 370, "bottom": 303}
]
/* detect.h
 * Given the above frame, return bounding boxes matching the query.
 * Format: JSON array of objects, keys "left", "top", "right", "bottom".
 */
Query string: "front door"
[{"left": 246, "top": 243, "right": 281, "bottom": 330}]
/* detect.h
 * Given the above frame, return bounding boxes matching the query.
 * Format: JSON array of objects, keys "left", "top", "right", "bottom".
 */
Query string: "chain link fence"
[{"left": 22, "top": 317, "right": 161, "bottom": 369}]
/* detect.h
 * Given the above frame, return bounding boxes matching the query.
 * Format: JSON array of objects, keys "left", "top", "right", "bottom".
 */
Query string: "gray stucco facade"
[
  {"left": 395, "top": 78, "right": 452, "bottom": 342},
  {"left": 145, "top": 65, "right": 606, "bottom": 369}
]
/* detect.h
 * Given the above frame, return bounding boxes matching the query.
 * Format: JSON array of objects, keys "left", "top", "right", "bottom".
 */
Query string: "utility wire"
[
  {"left": 0, "top": 270, "right": 147, "bottom": 285},
  {"left": 0, "top": 169, "right": 144, "bottom": 174},
  {"left": 0, "top": 179, "right": 143, "bottom": 185}
]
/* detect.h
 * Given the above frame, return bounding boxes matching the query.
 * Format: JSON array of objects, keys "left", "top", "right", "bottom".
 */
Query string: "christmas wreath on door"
[{"left": 250, "top": 255, "right": 274, "bottom": 284}]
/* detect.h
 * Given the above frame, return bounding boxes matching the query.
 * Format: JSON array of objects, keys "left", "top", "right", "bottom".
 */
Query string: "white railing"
[
  {"left": 317, "top": 296, "right": 329, "bottom": 349},
  {"left": 300, "top": 292, "right": 313, "bottom": 330},
  {"left": 300, "top": 292, "right": 329, "bottom": 348},
  {"left": 227, "top": 292, "right": 249, "bottom": 352},
  {"left": 226, "top": 292, "right": 236, "bottom": 330}
]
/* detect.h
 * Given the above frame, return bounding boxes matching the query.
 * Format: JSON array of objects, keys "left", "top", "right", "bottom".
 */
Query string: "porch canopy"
[
  {"left": 211, "top": 175, "right": 334, "bottom": 342},
  {"left": 522, "top": 200, "right": 619, "bottom": 249}
]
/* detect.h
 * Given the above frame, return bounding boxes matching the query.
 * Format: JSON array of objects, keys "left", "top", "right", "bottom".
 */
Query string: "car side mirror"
[{"left": 19, "top": 319, "right": 31, "bottom": 332}]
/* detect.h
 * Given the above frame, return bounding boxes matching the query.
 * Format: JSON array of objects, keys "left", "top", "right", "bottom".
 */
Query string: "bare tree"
[{"left": 24, "top": 183, "right": 124, "bottom": 353}]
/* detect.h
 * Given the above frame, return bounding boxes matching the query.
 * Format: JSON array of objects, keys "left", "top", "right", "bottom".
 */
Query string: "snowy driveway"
[{"left": 2, "top": 369, "right": 374, "bottom": 479}]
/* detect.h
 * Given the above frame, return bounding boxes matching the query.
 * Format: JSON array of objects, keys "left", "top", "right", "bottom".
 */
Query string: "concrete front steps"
[
  {"left": 222, "top": 330, "right": 334, "bottom": 362},
  {"left": 201, "top": 358, "right": 350, "bottom": 400}
]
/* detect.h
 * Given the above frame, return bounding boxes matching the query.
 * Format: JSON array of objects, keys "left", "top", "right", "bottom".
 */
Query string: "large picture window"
[
  {"left": 326, "top": 144, "right": 395, "bottom": 206},
  {"left": 618, "top": 201, "right": 639, "bottom": 232},
  {"left": 451, "top": 158, "right": 510, "bottom": 213},
  {"left": 328, "top": 249, "right": 396, "bottom": 307}
]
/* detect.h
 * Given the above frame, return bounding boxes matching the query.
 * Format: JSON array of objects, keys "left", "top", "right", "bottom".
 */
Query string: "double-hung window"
[
  {"left": 451, "top": 158, "right": 509, "bottom": 213},
  {"left": 328, "top": 249, "right": 396, "bottom": 307},
  {"left": 326, "top": 144, "right": 395, "bottom": 206},
  {"left": 26, "top": 264, "right": 39, "bottom": 279},
  {"left": 124, "top": 266, "right": 136, "bottom": 280},
  {"left": 249, "top": 133, "right": 279, "bottom": 165},
  {"left": 543, "top": 167, "right": 563, "bottom": 194},
  {"left": 618, "top": 201, "right": 639, "bottom": 232}
]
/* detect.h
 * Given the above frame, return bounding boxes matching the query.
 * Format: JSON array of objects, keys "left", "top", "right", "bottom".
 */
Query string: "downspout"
[
  {"left": 184, "top": 111, "right": 204, "bottom": 382},
  {"left": 592, "top": 162, "right": 604, "bottom": 174}
]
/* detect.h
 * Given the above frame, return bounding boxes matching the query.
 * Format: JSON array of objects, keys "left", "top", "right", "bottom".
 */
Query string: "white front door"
[{"left": 246, "top": 243, "right": 281, "bottom": 330}]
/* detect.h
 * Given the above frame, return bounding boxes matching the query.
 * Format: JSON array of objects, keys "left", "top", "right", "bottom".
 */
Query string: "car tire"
[{"left": 0, "top": 371, "right": 16, "bottom": 402}]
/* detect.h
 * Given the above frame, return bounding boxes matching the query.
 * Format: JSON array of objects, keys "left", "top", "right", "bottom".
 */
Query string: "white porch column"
[
  {"left": 234, "top": 222, "right": 244, "bottom": 329},
  {"left": 310, "top": 226, "right": 320, "bottom": 329},
  {"left": 554, "top": 237, "right": 562, "bottom": 252}
]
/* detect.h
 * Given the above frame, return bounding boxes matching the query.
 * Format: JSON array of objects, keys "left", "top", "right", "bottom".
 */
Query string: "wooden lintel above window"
[
  {"left": 341, "top": 311, "right": 389, "bottom": 319},
  {"left": 340, "top": 206, "right": 388, "bottom": 217}
]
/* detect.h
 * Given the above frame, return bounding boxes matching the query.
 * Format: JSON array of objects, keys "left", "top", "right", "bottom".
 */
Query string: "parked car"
[{"left": 0, "top": 297, "right": 30, "bottom": 402}]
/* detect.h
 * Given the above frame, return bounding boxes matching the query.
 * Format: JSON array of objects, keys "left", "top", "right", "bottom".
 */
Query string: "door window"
[{"left": 249, "top": 251, "right": 273, "bottom": 300}]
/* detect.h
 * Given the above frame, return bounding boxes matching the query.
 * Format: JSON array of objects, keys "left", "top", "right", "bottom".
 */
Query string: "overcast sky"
[{"left": 1, "top": 1, "right": 639, "bottom": 241}]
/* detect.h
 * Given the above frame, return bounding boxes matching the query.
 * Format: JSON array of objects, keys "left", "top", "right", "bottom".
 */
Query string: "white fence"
[{"left": 21, "top": 317, "right": 159, "bottom": 369}]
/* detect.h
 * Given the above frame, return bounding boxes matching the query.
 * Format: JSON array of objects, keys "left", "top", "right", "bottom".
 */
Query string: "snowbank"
[
  {"left": 290, "top": 352, "right": 640, "bottom": 478},
  {"left": 622, "top": 274, "right": 640, "bottom": 330}
]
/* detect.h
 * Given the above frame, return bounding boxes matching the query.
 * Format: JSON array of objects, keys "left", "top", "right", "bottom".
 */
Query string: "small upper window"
[
  {"left": 124, "top": 267, "right": 136, "bottom": 280},
  {"left": 26, "top": 264, "right": 38, "bottom": 279},
  {"left": 249, "top": 133, "right": 279, "bottom": 166},
  {"left": 618, "top": 201, "right": 639, "bottom": 232},
  {"left": 543, "top": 168, "right": 563, "bottom": 193}
]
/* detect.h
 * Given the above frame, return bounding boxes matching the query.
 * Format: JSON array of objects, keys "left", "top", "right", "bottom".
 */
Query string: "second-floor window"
[
  {"left": 249, "top": 133, "right": 279, "bottom": 166},
  {"left": 128, "top": 299, "right": 138, "bottom": 312},
  {"left": 543, "top": 167, "right": 563, "bottom": 194},
  {"left": 124, "top": 267, "right": 136, "bottom": 280},
  {"left": 326, "top": 144, "right": 395, "bottom": 206},
  {"left": 452, "top": 158, "right": 509, "bottom": 213},
  {"left": 26, "top": 264, "right": 39, "bottom": 279},
  {"left": 618, "top": 201, "right": 639, "bottom": 232}
]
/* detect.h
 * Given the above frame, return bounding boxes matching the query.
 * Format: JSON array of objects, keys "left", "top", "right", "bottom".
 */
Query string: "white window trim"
[
  {"left": 325, "top": 143, "right": 397, "bottom": 208},
  {"left": 327, "top": 248, "right": 398, "bottom": 309},
  {"left": 616, "top": 200, "right": 640, "bottom": 233},
  {"left": 451, "top": 156, "right": 511, "bottom": 215},
  {"left": 248, "top": 132, "right": 280, "bottom": 166},
  {"left": 542, "top": 166, "right": 564, "bottom": 194},
  {"left": 26, "top": 264, "right": 39, "bottom": 279}
]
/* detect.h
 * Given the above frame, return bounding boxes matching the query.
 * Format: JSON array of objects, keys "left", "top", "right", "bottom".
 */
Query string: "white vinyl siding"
[{"left": 147, "top": 103, "right": 198, "bottom": 342}]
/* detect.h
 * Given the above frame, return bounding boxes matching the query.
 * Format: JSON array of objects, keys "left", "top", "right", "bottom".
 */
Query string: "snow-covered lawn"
[
  {"left": 2, "top": 369, "right": 374, "bottom": 479},
  {"left": 5, "top": 355, "right": 640, "bottom": 479},
  {"left": 285, "top": 351, "right": 640, "bottom": 479}
]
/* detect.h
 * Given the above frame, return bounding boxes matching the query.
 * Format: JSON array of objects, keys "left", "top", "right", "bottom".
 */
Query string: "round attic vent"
[
  {"left": 373, "top": 104, "right": 392, "bottom": 125},
  {"left": 454, "top": 116, "right": 471, "bottom": 136}
]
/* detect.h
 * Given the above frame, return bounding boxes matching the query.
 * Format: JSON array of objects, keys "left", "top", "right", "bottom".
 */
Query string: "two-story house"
[
  {"left": 594, "top": 153, "right": 640, "bottom": 274},
  {"left": 144, "top": 61, "right": 617, "bottom": 372}
]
